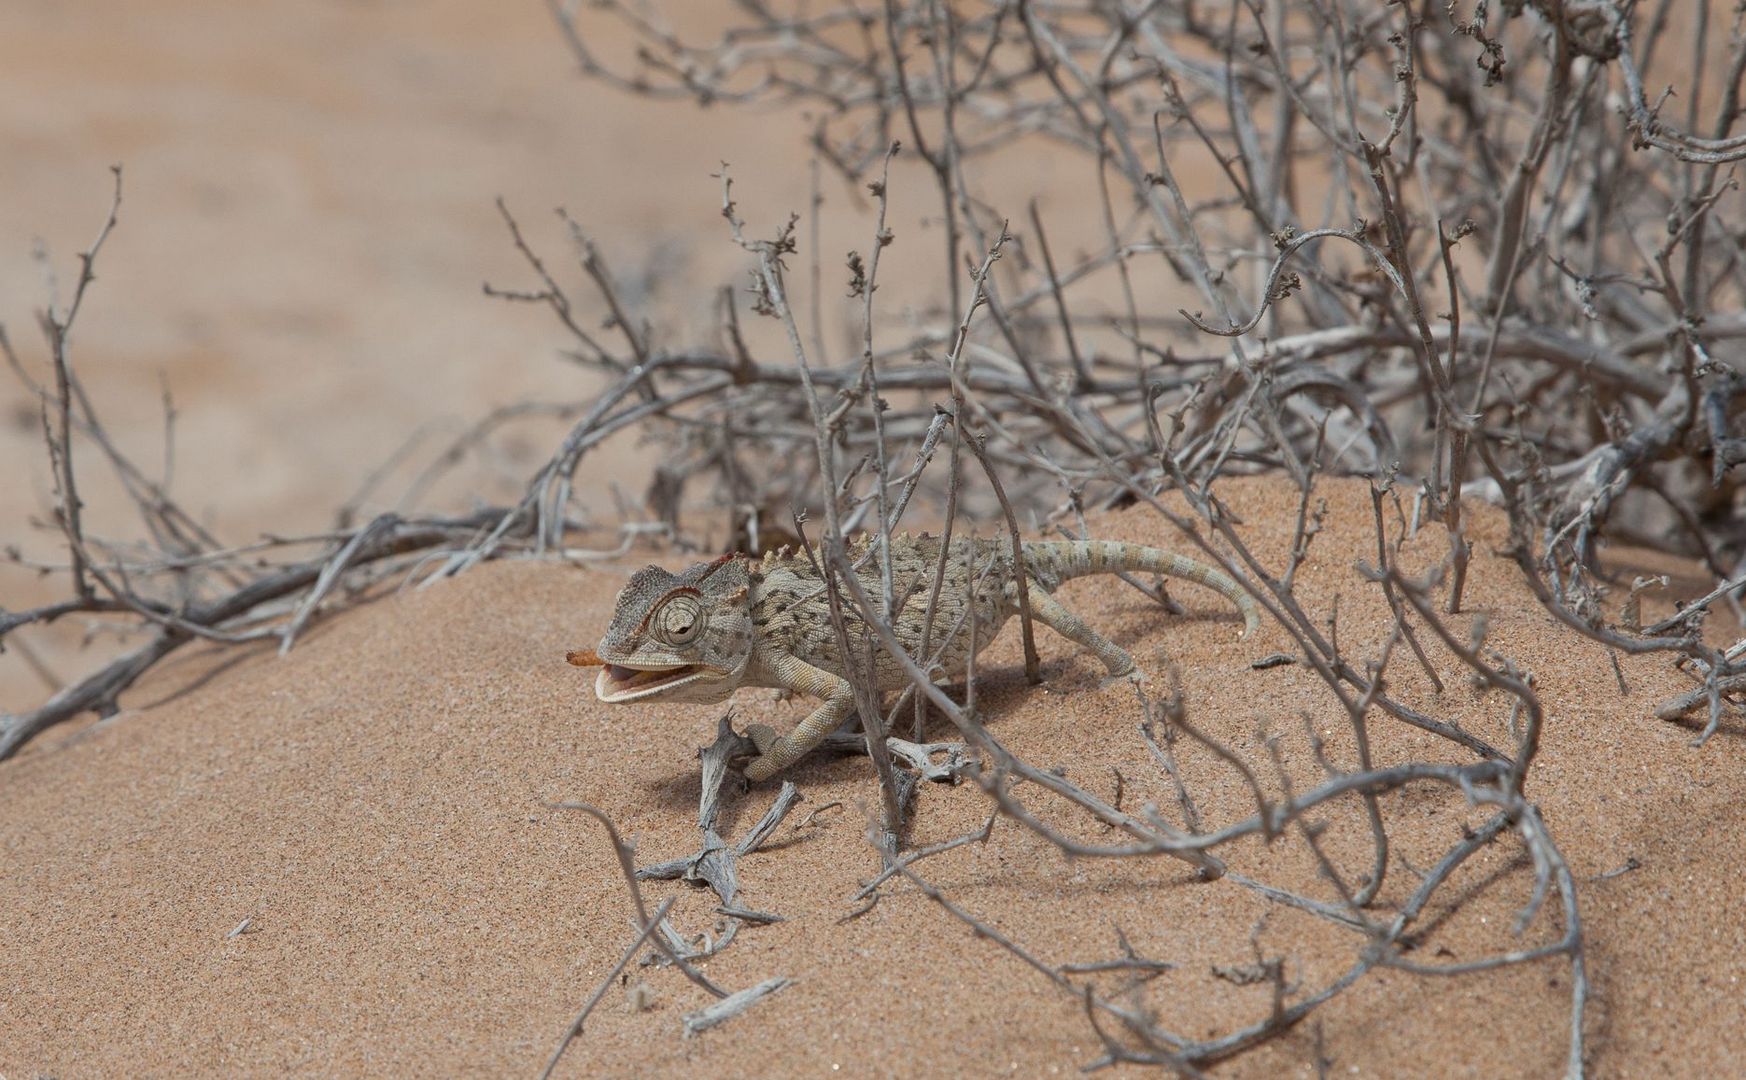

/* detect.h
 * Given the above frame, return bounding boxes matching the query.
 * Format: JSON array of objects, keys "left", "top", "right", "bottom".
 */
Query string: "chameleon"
[{"left": 568, "top": 535, "right": 1258, "bottom": 781}]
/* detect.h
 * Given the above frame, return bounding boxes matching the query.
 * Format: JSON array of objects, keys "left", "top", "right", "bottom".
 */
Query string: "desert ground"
[
  {"left": 4, "top": 478, "right": 1743, "bottom": 1076},
  {"left": 4, "top": 2, "right": 1745, "bottom": 1077}
]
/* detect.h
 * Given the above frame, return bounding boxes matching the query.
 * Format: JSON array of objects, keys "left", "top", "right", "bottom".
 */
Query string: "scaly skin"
[{"left": 575, "top": 535, "right": 1258, "bottom": 781}]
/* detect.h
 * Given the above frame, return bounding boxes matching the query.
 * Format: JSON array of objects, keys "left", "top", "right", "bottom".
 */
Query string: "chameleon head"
[{"left": 585, "top": 554, "right": 753, "bottom": 705}]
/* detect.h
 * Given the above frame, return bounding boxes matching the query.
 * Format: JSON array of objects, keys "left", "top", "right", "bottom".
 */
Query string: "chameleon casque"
[{"left": 571, "top": 535, "right": 1258, "bottom": 781}]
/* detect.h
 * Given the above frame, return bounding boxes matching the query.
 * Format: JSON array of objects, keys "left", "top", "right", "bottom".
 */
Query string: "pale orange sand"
[{"left": 3, "top": 476, "right": 1741, "bottom": 1077}]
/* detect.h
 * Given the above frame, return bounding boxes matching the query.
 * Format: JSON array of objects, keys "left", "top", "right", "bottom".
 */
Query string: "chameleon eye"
[{"left": 657, "top": 595, "right": 704, "bottom": 645}]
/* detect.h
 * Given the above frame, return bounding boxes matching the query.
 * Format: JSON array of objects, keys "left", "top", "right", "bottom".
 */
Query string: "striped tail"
[{"left": 1021, "top": 540, "right": 1260, "bottom": 640}]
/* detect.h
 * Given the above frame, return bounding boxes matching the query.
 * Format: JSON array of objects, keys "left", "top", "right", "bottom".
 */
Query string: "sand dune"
[{"left": 3, "top": 477, "right": 1740, "bottom": 1077}]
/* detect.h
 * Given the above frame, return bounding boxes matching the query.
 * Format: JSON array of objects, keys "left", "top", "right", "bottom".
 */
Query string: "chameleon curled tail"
[{"left": 1019, "top": 540, "right": 1260, "bottom": 640}]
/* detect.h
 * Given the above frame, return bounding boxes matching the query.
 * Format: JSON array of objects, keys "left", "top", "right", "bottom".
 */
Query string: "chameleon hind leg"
[
  {"left": 743, "top": 654, "right": 858, "bottom": 781},
  {"left": 1023, "top": 582, "right": 1143, "bottom": 684}
]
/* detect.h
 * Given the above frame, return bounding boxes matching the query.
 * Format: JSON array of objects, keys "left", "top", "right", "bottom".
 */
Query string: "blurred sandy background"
[{"left": 1, "top": 0, "right": 829, "bottom": 534}]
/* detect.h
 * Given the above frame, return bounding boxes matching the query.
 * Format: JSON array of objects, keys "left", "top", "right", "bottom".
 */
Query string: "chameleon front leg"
[
  {"left": 1024, "top": 582, "right": 1141, "bottom": 682},
  {"left": 743, "top": 654, "right": 859, "bottom": 781}
]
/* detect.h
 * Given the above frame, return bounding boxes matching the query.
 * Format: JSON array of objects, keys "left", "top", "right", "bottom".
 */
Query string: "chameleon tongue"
[{"left": 565, "top": 649, "right": 603, "bottom": 667}]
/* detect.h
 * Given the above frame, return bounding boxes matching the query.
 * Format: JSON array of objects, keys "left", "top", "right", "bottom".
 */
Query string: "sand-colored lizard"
[{"left": 569, "top": 535, "right": 1257, "bottom": 780}]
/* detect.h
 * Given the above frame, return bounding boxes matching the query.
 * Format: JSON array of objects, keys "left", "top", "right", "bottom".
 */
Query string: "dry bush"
[
  {"left": 9, "top": 2, "right": 1746, "bottom": 1074},
  {"left": 526, "top": 2, "right": 1746, "bottom": 1072}
]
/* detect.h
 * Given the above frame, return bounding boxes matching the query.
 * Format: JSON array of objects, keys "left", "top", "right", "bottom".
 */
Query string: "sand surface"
[{"left": 4, "top": 476, "right": 1742, "bottom": 1077}]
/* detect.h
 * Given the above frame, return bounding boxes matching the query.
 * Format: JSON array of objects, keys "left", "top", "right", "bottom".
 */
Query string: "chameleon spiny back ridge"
[{"left": 578, "top": 534, "right": 1258, "bottom": 781}]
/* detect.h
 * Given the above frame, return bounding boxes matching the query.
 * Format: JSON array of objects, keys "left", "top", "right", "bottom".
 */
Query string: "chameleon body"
[{"left": 578, "top": 535, "right": 1257, "bottom": 781}]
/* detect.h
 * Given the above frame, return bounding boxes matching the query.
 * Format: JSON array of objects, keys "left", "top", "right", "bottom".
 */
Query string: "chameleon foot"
[
  {"left": 741, "top": 723, "right": 786, "bottom": 781},
  {"left": 1098, "top": 666, "right": 1150, "bottom": 693}
]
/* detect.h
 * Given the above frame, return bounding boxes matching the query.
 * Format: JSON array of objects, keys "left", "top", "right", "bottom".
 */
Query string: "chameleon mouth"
[{"left": 593, "top": 663, "right": 707, "bottom": 703}]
